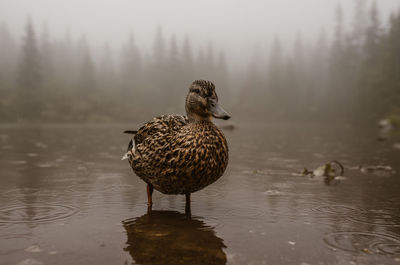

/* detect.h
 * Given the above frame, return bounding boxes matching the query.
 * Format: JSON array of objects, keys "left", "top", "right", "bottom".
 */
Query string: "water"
[{"left": 0, "top": 122, "right": 399, "bottom": 265}]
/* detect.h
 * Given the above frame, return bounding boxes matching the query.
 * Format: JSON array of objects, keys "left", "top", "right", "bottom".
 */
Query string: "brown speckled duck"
[{"left": 122, "top": 80, "right": 230, "bottom": 209}]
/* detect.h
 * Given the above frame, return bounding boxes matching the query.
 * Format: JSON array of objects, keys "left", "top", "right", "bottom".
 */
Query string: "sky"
[{"left": 1, "top": 0, "right": 399, "bottom": 63}]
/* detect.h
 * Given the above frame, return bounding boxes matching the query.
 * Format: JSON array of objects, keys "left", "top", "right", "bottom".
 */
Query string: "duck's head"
[{"left": 185, "top": 80, "right": 231, "bottom": 122}]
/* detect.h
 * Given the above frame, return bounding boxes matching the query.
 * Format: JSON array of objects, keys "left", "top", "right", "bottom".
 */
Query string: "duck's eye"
[{"left": 191, "top": 88, "right": 200, "bottom": 94}]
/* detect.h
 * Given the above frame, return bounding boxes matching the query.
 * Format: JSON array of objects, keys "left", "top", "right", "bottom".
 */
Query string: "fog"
[
  {"left": 1, "top": 0, "right": 398, "bottom": 64},
  {"left": 2, "top": 3, "right": 400, "bottom": 264},
  {"left": 0, "top": 0, "right": 400, "bottom": 122}
]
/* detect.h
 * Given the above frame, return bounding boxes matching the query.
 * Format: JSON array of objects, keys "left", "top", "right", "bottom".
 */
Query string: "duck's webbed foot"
[{"left": 147, "top": 183, "right": 154, "bottom": 207}]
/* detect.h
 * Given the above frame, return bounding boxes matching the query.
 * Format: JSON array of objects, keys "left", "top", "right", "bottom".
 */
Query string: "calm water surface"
[{"left": 0, "top": 122, "right": 399, "bottom": 265}]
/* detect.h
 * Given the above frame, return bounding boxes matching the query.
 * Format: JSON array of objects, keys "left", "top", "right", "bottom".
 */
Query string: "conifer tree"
[{"left": 17, "top": 17, "right": 42, "bottom": 121}]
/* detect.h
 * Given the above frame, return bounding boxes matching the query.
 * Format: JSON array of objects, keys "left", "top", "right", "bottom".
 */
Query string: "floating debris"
[
  {"left": 359, "top": 165, "right": 396, "bottom": 175},
  {"left": 262, "top": 190, "right": 283, "bottom": 196},
  {"left": 302, "top": 161, "right": 344, "bottom": 183},
  {"left": 377, "top": 116, "right": 400, "bottom": 140},
  {"left": 288, "top": 241, "right": 296, "bottom": 245},
  {"left": 378, "top": 119, "right": 394, "bottom": 130},
  {"left": 378, "top": 119, "right": 393, "bottom": 141}
]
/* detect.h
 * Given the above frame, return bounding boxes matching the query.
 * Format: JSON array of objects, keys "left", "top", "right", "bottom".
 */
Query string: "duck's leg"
[
  {"left": 185, "top": 193, "right": 191, "bottom": 217},
  {"left": 147, "top": 183, "right": 154, "bottom": 207}
]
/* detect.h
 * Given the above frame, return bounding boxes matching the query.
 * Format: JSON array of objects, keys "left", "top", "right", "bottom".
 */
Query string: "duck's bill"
[{"left": 208, "top": 100, "right": 231, "bottom": 120}]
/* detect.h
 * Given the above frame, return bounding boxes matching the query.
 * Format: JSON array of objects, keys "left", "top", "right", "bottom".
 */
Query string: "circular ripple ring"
[
  {"left": 323, "top": 231, "right": 400, "bottom": 255},
  {"left": 0, "top": 204, "right": 79, "bottom": 224}
]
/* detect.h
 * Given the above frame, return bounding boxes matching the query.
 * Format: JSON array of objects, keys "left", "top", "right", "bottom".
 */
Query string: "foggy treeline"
[
  {"left": 0, "top": 1, "right": 399, "bottom": 123},
  {"left": 0, "top": 22, "right": 229, "bottom": 122},
  {"left": 243, "top": 1, "right": 400, "bottom": 122}
]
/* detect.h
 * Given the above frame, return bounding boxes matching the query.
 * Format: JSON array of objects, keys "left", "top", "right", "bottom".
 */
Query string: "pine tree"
[
  {"left": 357, "top": 1, "right": 382, "bottom": 119},
  {"left": 181, "top": 36, "right": 195, "bottom": 82},
  {"left": 165, "top": 34, "right": 183, "bottom": 111},
  {"left": 120, "top": 32, "right": 142, "bottom": 95},
  {"left": 333, "top": 4, "right": 344, "bottom": 53},
  {"left": 17, "top": 17, "right": 42, "bottom": 121},
  {"left": 70, "top": 36, "right": 97, "bottom": 120},
  {"left": 0, "top": 22, "right": 16, "bottom": 91},
  {"left": 381, "top": 11, "right": 400, "bottom": 116},
  {"left": 0, "top": 22, "right": 17, "bottom": 121},
  {"left": 311, "top": 29, "right": 329, "bottom": 118},
  {"left": 267, "top": 36, "right": 284, "bottom": 117},
  {"left": 352, "top": 0, "right": 368, "bottom": 47},
  {"left": 290, "top": 32, "right": 306, "bottom": 118},
  {"left": 99, "top": 43, "right": 115, "bottom": 91},
  {"left": 215, "top": 51, "right": 229, "bottom": 104},
  {"left": 77, "top": 36, "right": 96, "bottom": 93},
  {"left": 153, "top": 26, "right": 165, "bottom": 64},
  {"left": 150, "top": 26, "right": 167, "bottom": 108}
]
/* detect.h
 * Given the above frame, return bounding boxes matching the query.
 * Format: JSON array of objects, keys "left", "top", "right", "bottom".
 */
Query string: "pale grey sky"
[{"left": 1, "top": 0, "right": 399, "bottom": 63}]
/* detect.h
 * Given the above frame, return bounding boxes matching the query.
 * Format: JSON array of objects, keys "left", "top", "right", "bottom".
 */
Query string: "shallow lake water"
[{"left": 0, "top": 122, "right": 399, "bottom": 265}]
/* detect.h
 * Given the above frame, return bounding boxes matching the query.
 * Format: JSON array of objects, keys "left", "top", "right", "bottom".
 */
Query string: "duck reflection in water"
[{"left": 122, "top": 210, "right": 227, "bottom": 265}]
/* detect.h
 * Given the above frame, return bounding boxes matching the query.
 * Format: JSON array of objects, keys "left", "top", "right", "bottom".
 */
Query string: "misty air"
[{"left": 1, "top": 1, "right": 400, "bottom": 265}]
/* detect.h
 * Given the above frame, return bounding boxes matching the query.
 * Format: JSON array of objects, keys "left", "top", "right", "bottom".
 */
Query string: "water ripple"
[
  {"left": 311, "top": 205, "right": 400, "bottom": 227},
  {"left": 323, "top": 231, "right": 400, "bottom": 255},
  {"left": 347, "top": 210, "right": 400, "bottom": 227},
  {"left": 312, "top": 205, "right": 358, "bottom": 215},
  {"left": 0, "top": 204, "right": 79, "bottom": 224}
]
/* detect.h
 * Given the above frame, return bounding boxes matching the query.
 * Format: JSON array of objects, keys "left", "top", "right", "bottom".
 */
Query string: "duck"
[{"left": 122, "top": 80, "right": 230, "bottom": 210}]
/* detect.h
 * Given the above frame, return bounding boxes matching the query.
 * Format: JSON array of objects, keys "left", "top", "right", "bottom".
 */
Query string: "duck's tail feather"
[
  {"left": 127, "top": 139, "right": 134, "bottom": 151},
  {"left": 124, "top": 130, "right": 137, "bottom": 134},
  {"left": 121, "top": 152, "right": 130, "bottom": 160},
  {"left": 121, "top": 138, "right": 135, "bottom": 160}
]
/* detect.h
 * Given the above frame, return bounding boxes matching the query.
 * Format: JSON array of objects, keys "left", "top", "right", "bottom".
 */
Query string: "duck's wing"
[
  {"left": 122, "top": 115, "right": 188, "bottom": 161},
  {"left": 134, "top": 115, "right": 188, "bottom": 145}
]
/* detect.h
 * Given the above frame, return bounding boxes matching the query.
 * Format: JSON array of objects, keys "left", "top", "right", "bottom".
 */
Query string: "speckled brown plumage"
[{"left": 124, "top": 80, "right": 230, "bottom": 196}]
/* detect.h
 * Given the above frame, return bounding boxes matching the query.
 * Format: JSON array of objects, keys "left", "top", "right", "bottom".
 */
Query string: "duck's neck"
[{"left": 186, "top": 112, "right": 212, "bottom": 123}]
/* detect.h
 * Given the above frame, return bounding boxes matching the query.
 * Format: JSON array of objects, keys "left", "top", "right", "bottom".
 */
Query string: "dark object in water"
[
  {"left": 302, "top": 160, "right": 344, "bottom": 183},
  {"left": 122, "top": 80, "right": 230, "bottom": 210}
]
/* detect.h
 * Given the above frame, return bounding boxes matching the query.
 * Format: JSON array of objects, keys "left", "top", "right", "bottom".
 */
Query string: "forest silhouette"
[{"left": 0, "top": 1, "right": 399, "bottom": 123}]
